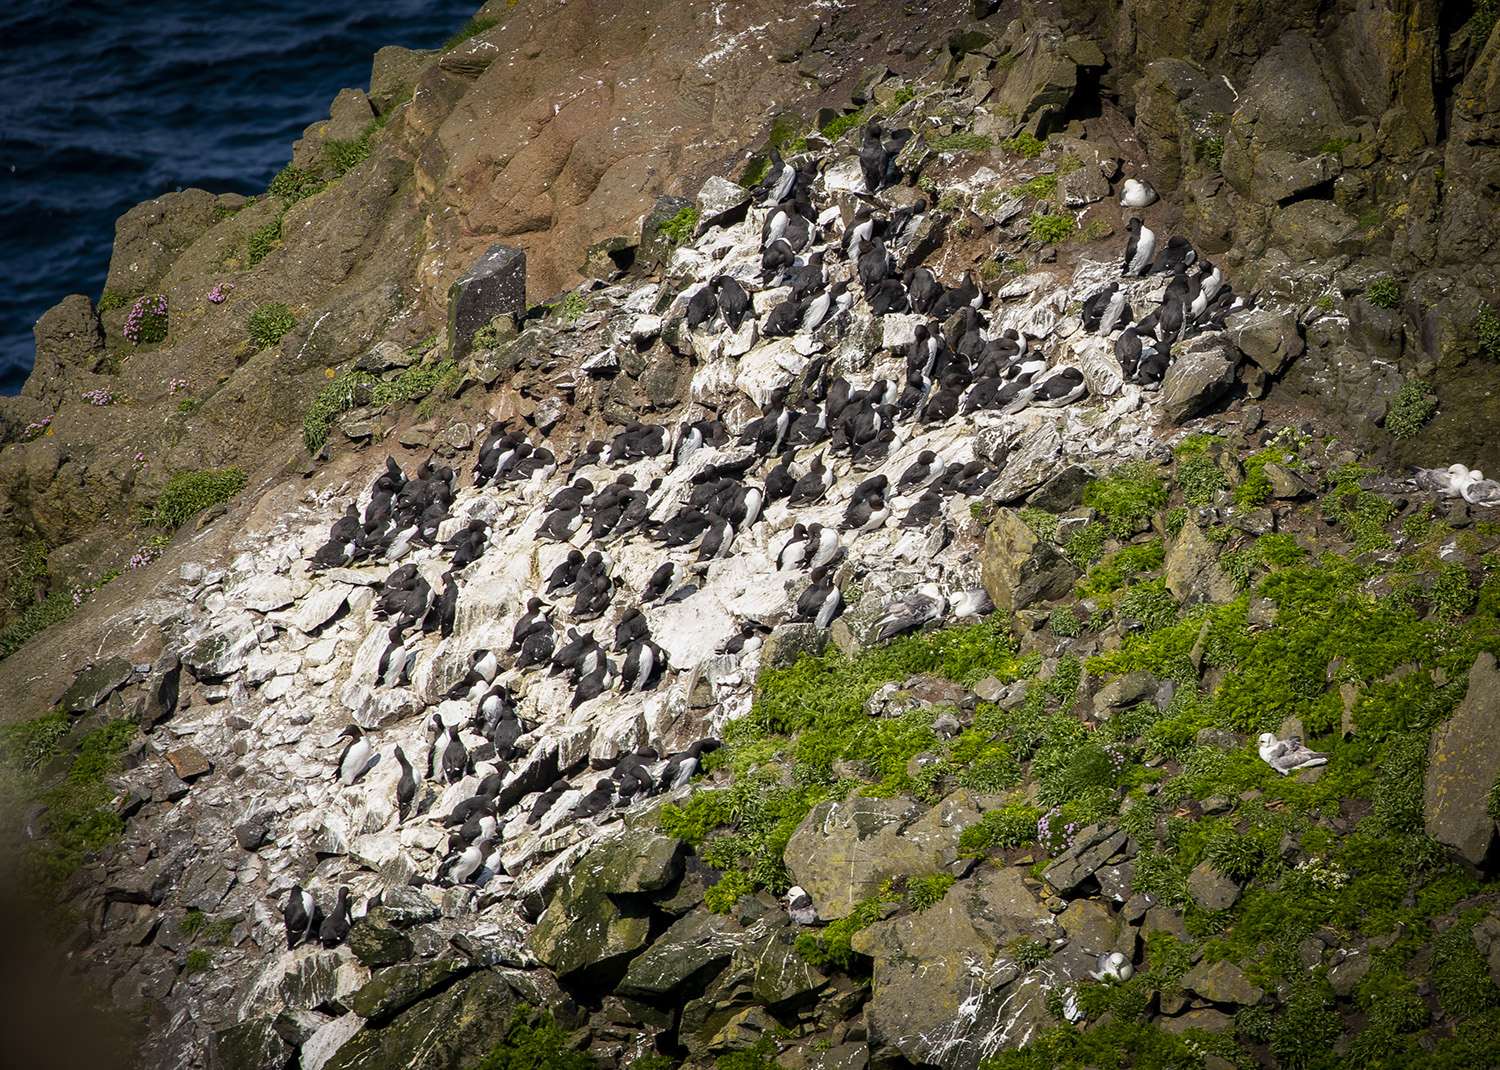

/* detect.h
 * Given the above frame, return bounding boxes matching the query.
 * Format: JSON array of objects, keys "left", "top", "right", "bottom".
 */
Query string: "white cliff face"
[{"left": 59, "top": 97, "right": 1254, "bottom": 1070}]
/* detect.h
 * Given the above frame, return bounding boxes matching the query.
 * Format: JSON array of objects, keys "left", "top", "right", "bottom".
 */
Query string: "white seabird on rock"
[
  {"left": 1119, "top": 177, "right": 1159, "bottom": 208},
  {"left": 1090, "top": 951, "right": 1134, "bottom": 983},
  {"left": 1412, "top": 463, "right": 1471, "bottom": 498},
  {"left": 786, "top": 885, "right": 818, "bottom": 926},
  {"left": 1257, "top": 732, "right": 1328, "bottom": 776}
]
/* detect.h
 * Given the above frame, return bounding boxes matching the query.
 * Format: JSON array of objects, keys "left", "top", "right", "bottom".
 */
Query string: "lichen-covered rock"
[
  {"left": 1160, "top": 335, "right": 1239, "bottom": 424},
  {"left": 1220, "top": 35, "right": 1351, "bottom": 201},
  {"left": 850, "top": 867, "right": 1056, "bottom": 1070},
  {"left": 980, "top": 509, "right": 1080, "bottom": 615},
  {"left": 1425, "top": 652, "right": 1500, "bottom": 865},
  {"left": 1182, "top": 959, "right": 1263, "bottom": 1009},
  {"left": 1132, "top": 59, "right": 1236, "bottom": 192},
  {"left": 447, "top": 245, "right": 526, "bottom": 361},
  {"left": 321, "top": 970, "right": 522, "bottom": 1070},
  {"left": 530, "top": 829, "right": 684, "bottom": 979},
  {"left": 995, "top": 24, "right": 1077, "bottom": 136},
  {"left": 1165, "top": 522, "right": 1238, "bottom": 606},
  {"left": 60, "top": 655, "right": 133, "bottom": 713},
  {"left": 616, "top": 909, "right": 753, "bottom": 1002},
  {"left": 1186, "top": 859, "right": 1242, "bottom": 911},
  {"left": 348, "top": 911, "right": 416, "bottom": 969},
  {"left": 348, "top": 959, "right": 472, "bottom": 1023},
  {"left": 1043, "top": 825, "right": 1129, "bottom": 896},
  {"left": 752, "top": 929, "right": 830, "bottom": 1010},
  {"left": 1227, "top": 306, "right": 1304, "bottom": 376},
  {"left": 784, "top": 793, "right": 981, "bottom": 920},
  {"left": 210, "top": 1017, "right": 293, "bottom": 1070}
]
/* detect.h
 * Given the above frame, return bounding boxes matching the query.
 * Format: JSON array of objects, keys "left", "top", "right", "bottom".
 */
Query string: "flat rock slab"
[
  {"left": 1044, "top": 825, "right": 1128, "bottom": 896},
  {"left": 61, "top": 656, "right": 134, "bottom": 713},
  {"left": 166, "top": 746, "right": 212, "bottom": 780}
]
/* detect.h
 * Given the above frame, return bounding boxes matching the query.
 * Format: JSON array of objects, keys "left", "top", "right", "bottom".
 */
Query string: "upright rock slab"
[
  {"left": 447, "top": 245, "right": 526, "bottom": 360},
  {"left": 1425, "top": 653, "right": 1500, "bottom": 865},
  {"left": 980, "top": 510, "right": 1080, "bottom": 615},
  {"left": 850, "top": 867, "right": 1057, "bottom": 1070},
  {"left": 784, "top": 794, "right": 982, "bottom": 920}
]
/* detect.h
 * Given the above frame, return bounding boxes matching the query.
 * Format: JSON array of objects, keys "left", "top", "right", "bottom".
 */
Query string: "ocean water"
[{"left": 0, "top": 0, "right": 480, "bottom": 395}]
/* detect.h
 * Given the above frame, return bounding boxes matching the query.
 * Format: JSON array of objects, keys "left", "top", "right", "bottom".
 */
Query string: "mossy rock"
[
  {"left": 348, "top": 958, "right": 472, "bottom": 1023},
  {"left": 322, "top": 970, "right": 523, "bottom": 1070},
  {"left": 530, "top": 829, "right": 685, "bottom": 980}
]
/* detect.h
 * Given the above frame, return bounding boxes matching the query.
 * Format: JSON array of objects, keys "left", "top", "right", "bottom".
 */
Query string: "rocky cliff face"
[{"left": 4, "top": 2, "right": 1500, "bottom": 1070}]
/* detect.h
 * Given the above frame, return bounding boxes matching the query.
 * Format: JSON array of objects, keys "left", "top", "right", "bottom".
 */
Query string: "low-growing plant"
[
  {"left": 794, "top": 889, "right": 894, "bottom": 971},
  {"left": 1083, "top": 461, "right": 1167, "bottom": 537},
  {"left": 1386, "top": 379, "right": 1436, "bottom": 439},
  {"left": 906, "top": 873, "right": 955, "bottom": 911},
  {"left": 557, "top": 292, "right": 588, "bottom": 323},
  {"left": 1064, "top": 522, "right": 1106, "bottom": 566},
  {"left": 145, "top": 467, "right": 248, "bottom": 529},
  {"left": 820, "top": 107, "right": 867, "bottom": 142},
  {"left": 1027, "top": 211, "right": 1075, "bottom": 244},
  {"left": 1018, "top": 507, "right": 1059, "bottom": 543},
  {"left": 1477, "top": 307, "right": 1500, "bottom": 359},
  {"left": 1199, "top": 135, "right": 1226, "bottom": 168},
  {"left": 1049, "top": 606, "right": 1082, "bottom": 638},
  {"left": 704, "top": 869, "right": 752, "bottom": 914},
  {"left": 1366, "top": 276, "right": 1401, "bottom": 309},
  {"left": 1009, "top": 938, "right": 1052, "bottom": 968},
  {"left": 123, "top": 294, "right": 169, "bottom": 346},
  {"left": 443, "top": 16, "right": 499, "bottom": 51},
  {"left": 247, "top": 302, "right": 297, "bottom": 351},
  {"left": 267, "top": 166, "right": 323, "bottom": 204},
  {"left": 1176, "top": 452, "right": 1229, "bottom": 506},
  {"left": 658, "top": 207, "right": 699, "bottom": 245},
  {"left": 245, "top": 217, "right": 282, "bottom": 267},
  {"left": 474, "top": 1006, "right": 595, "bottom": 1070},
  {"left": 184, "top": 949, "right": 212, "bottom": 973},
  {"left": 302, "top": 359, "right": 457, "bottom": 454},
  {"left": 1003, "top": 132, "right": 1047, "bottom": 158},
  {"left": 97, "top": 289, "right": 126, "bottom": 313},
  {"left": 960, "top": 803, "right": 1040, "bottom": 853}
]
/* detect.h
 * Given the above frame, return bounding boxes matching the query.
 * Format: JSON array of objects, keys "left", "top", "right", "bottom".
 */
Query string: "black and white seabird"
[
  {"left": 569, "top": 778, "right": 617, "bottom": 822},
  {"left": 335, "top": 725, "right": 374, "bottom": 786},
  {"left": 282, "top": 884, "right": 318, "bottom": 949},
  {"left": 1123, "top": 218, "right": 1156, "bottom": 277},
  {"left": 794, "top": 568, "right": 844, "bottom": 628},
  {"left": 394, "top": 745, "right": 416, "bottom": 822},
  {"left": 319, "top": 886, "right": 352, "bottom": 948},
  {"left": 527, "top": 780, "right": 572, "bottom": 826}
]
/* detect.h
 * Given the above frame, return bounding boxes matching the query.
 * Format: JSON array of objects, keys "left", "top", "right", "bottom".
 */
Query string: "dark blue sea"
[{"left": 0, "top": 0, "right": 481, "bottom": 395}]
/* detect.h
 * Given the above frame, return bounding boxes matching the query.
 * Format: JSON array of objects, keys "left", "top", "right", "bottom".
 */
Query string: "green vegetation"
[
  {"left": 184, "top": 950, "right": 212, "bottom": 973},
  {"left": 1055, "top": 152, "right": 1083, "bottom": 175},
  {"left": 905, "top": 873, "right": 955, "bottom": 911},
  {"left": 267, "top": 166, "right": 325, "bottom": 205},
  {"left": 1321, "top": 136, "right": 1357, "bottom": 155},
  {"left": 1478, "top": 307, "right": 1500, "bottom": 359},
  {"left": 819, "top": 107, "right": 867, "bottom": 143},
  {"left": 474, "top": 1007, "right": 594, "bottom": 1070},
  {"left": 1049, "top": 605, "right": 1082, "bottom": 638},
  {"left": 0, "top": 713, "right": 137, "bottom": 935},
  {"left": 704, "top": 869, "right": 752, "bottom": 914},
  {"left": 794, "top": 888, "right": 897, "bottom": 971},
  {"left": 97, "top": 289, "right": 126, "bottom": 313},
  {"left": 658, "top": 207, "right": 699, "bottom": 245},
  {"left": 1003, "top": 133, "right": 1047, "bottom": 159},
  {"left": 246, "top": 302, "right": 298, "bottom": 351},
  {"left": 1079, "top": 219, "right": 1112, "bottom": 242},
  {"left": 443, "top": 16, "right": 499, "bottom": 51},
  {"left": 557, "top": 292, "right": 588, "bottom": 323},
  {"left": 1027, "top": 211, "right": 1075, "bottom": 244},
  {"left": 891, "top": 84, "right": 916, "bottom": 107},
  {"left": 1009, "top": 173, "right": 1057, "bottom": 201},
  {"left": 926, "top": 132, "right": 992, "bottom": 154},
  {"left": 323, "top": 132, "right": 372, "bottom": 177},
  {"left": 302, "top": 358, "right": 457, "bottom": 454},
  {"left": 245, "top": 217, "right": 283, "bottom": 268},
  {"left": 0, "top": 590, "right": 79, "bottom": 659},
  {"left": 1366, "top": 276, "right": 1401, "bottom": 309},
  {"left": 472, "top": 323, "right": 503, "bottom": 351},
  {"left": 1386, "top": 379, "right": 1436, "bottom": 439},
  {"left": 1082, "top": 461, "right": 1168, "bottom": 537},
  {"left": 1200, "top": 135, "right": 1226, "bottom": 168},
  {"left": 144, "top": 467, "right": 248, "bottom": 528},
  {"left": 177, "top": 398, "right": 197, "bottom": 414}
]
